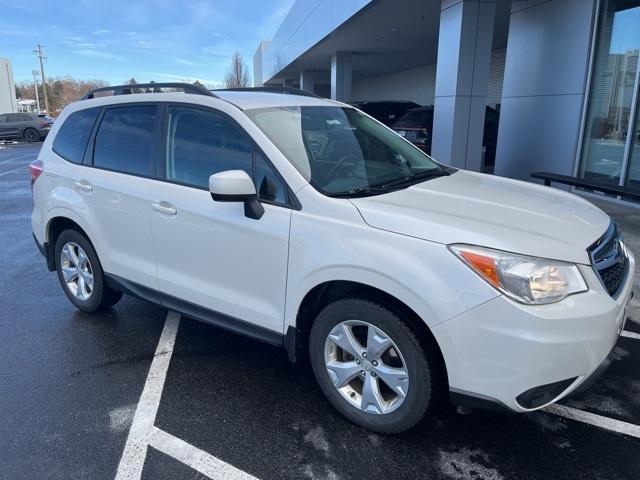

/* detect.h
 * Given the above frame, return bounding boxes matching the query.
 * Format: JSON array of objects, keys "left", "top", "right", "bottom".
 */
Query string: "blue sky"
[{"left": 0, "top": 0, "right": 294, "bottom": 87}]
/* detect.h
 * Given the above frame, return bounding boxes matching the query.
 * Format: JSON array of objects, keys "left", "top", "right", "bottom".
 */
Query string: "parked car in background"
[
  {"left": 0, "top": 112, "right": 53, "bottom": 142},
  {"left": 38, "top": 114, "right": 57, "bottom": 123},
  {"left": 392, "top": 105, "right": 500, "bottom": 171},
  {"left": 351, "top": 100, "right": 421, "bottom": 127}
]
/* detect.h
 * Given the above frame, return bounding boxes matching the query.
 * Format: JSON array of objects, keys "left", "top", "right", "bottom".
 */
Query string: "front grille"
[{"left": 588, "top": 223, "right": 628, "bottom": 297}]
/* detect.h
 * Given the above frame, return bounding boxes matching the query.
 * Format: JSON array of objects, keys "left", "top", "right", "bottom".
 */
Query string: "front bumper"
[{"left": 433, "top": 252, "right": 635, "bottom": 412}]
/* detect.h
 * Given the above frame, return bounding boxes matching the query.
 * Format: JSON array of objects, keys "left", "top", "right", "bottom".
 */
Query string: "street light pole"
[
  {"left": 32, "top": 70, "right": 41, "bottom": 114},
  {"left": 33, "top": 44, "right": 49, "bottom": 114}
]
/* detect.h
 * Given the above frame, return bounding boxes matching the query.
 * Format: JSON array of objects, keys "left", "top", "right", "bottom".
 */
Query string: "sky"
[{"left": 0, "top": 0, "right": 294, "bottom": 88}]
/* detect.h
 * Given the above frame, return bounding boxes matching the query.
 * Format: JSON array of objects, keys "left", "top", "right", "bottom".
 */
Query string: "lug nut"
[
  {"left": 360, "top": 370, "right": 366, "bottom": 376},
  {"left": 372, "top": 360, "right": 378, "bottom": 366},
  {"left": 362, "top": 352, "right": 368, "bottom": 358},
  {"left": 356, "top": 359, "right": 361, "bottom": 365},
  {"left": 371, "top": 372, "right": 377, "bottom": 378}
]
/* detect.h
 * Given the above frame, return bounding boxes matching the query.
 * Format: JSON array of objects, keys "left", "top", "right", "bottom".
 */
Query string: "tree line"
[{"left": 14, "top": 50, "right": 251, "bottom": 115}]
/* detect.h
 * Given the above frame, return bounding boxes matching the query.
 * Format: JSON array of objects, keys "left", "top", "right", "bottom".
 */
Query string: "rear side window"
[
  {"left": 52, "top": 107, "right": 100, "bottom": 164},
  {"left": 94, "top": 105, "right": 157, "bottom": 176}
]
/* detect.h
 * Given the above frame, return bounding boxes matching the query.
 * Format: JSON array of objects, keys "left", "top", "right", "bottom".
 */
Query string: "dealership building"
[{"left": 254, "top": 0, "right": 640, "bottom": 204}]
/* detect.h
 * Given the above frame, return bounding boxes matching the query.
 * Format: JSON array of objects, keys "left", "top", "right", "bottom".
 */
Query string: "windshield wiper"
[
  {"left": 378, "top": 169, "right": 450, "bottom": 190},
  {"left": 325, "top": 185, "right": 389, "bottom": 198}
]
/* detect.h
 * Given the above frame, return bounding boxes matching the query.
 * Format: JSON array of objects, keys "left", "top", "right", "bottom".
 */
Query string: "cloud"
[
  {"left": 92, "top": 29, "right": 111, "bottom": 34},
  {"left": 74, "top": 49, "right": 124, "bottom": 61},
  {"left": 175, "top": 58, "right": 203, "bottom": 67}
]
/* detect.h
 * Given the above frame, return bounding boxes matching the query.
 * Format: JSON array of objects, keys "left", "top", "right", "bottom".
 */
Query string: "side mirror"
[{"left": 209, "top": 170, "right": 264, "bottom": 220}]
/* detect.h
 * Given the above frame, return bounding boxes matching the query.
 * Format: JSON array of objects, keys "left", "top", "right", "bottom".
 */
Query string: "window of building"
[
  {"left": 52, "top": 107, "right": 100, "bottom": 164},
  {"left": 94, "top": 105, "right": 157, "bottom": 176},
  {"left": 579, "top": 0, "right": 640, "bottom": 196}
]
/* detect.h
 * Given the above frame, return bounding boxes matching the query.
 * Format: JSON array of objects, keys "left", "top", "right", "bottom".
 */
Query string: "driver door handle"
[
  {"left": 152, "top": 202, "right": 177, "bottom": 216},
  {"left": 74, "top": 180, "right": 93, "bottom": 192}
]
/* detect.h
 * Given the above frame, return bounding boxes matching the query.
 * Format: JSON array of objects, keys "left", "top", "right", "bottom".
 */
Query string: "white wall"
[
  {"left": 0, "top": 59, "right": 17, "bottom": 114},
  {"left": 352, "top": 49, "right": 506, "bottom": 106}
]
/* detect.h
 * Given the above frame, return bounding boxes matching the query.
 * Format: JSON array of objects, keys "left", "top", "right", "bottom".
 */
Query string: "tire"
[
  {"left": 54, "top": 229, "right": 122, "bottom": 312},
  {"left": 23, "top": 128, "right": 40, "bottom": 142},
  {"left": 309, "top": 298, "right": 437, "bottom": 434}
]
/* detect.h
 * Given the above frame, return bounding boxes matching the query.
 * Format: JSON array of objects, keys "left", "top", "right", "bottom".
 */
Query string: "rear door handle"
[
  {"left": 74, "top": 180, "right": 93, "bottom": 192},
  {"left": 152, "top": 202, "right": 177, "bottom": 216}
]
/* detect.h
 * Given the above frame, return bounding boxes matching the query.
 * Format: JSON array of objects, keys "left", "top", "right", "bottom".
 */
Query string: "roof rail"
[
  {"left": 213, "top": 86, "right": 320, "bottom": 98},
  {"left": 80, "top": 82, "right": 218, "bottom": 100}
]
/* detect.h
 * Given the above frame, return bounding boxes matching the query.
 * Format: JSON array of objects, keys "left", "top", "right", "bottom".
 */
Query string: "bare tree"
[{"left": 224, "top": 51, "right": 250, "bottom": 88}]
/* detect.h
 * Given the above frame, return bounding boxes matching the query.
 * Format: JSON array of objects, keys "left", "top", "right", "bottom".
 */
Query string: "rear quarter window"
[{"left": 52, "top": 108, "right": 100, "bottom": 164}]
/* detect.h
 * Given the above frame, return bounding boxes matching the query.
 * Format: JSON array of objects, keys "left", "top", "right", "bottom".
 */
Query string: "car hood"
[{"left": 350, "top": 170, "right": 610, "bottom": 264}]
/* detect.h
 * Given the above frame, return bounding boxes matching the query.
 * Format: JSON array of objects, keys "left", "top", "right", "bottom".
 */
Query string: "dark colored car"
[
  {"left": 0, "top": 112, "right": 53, "bottom": 142},
  {"left": 392, "top": 105, "right": 500, "bottom": 170},
  {"left": 352, "top": 100, "right": 421, "bottom": 127}
]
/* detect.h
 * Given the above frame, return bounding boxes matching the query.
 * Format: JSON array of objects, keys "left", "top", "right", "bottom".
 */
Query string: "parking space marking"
[
  {"left": 0, "top": 165, "right": 28, "bottom": 177},
  {"left": 621, "top": 330, "right": 640, "bottom": 341},
  {"left": 115, "top": 310, "right": 181, "bottom": 480},
  {"left": 115, "top": 311, "right": 257, "bottom": 480},
  {"left": 546, "top": 404, "right": 640, "bottom": 439},
  {"left": 149, "top": 427, "right": 257, "bottom": 479}
]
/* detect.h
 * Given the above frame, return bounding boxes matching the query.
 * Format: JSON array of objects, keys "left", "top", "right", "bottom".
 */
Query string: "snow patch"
[
  {"left": 109, "top": 404, "right": 136, "bottom": 433},
  {"left": 302, "top": 464, "right": 341, "bottom": 480},
  {"left": 437, "top": 447, "right": 503, "bottom": 480},
  {"left": 304, "top": 426, "right": 330, "bottom": 453}
]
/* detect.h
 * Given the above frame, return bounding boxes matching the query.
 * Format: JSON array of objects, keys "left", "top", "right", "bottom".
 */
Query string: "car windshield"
[{"left": 245, "top": 106, "right": 448, "bottom": 197}]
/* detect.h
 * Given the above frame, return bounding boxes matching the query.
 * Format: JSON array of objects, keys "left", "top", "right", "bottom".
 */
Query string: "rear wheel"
[
  {"left": 309, "top": 298, "right": 437, "bottom": 433},
  {"left": 23, "top": 128, "right": 40, "bottom": 142},
  {"left": 54, "top": 229, "right": 122, "bottom": 312}
]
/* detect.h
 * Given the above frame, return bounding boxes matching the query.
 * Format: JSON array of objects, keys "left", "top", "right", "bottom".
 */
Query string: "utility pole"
[
  {"left": 33, "top": 44, "right": 49, "bottom": 114},
  {"left": 32, "top": 70, "right": 41, "bottom": 113}
]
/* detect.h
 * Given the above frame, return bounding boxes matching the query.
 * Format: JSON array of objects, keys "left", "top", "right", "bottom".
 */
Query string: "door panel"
[
  {"left": 74, "top": 167, "right": 157, "bottom": 288},
  {"left": 150, "top": 182, "right": 291, "bottom": 333}
]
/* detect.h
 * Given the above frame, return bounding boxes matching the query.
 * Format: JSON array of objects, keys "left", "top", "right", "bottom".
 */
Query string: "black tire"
[
  {"left": 54, "top": 229, "right": 122, "bottom": 312},
  {"left": 309, "top": 298, "right": 437, "bottom": 434},
  {"left": 23, "top": 128, "right": 40, "bottom": 142}
]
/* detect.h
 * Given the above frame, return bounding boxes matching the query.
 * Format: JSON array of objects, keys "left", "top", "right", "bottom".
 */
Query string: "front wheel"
[
  {"left": 54, "top": 229, "right": 122, "bottom": 312},
  {"left": 309, "top": 298, "right": 437, "bottom": 433}
]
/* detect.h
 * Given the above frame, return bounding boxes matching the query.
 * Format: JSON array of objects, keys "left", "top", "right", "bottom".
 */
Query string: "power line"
[{"left": 33, "top": 44, "right": 50, "bottom": 113}]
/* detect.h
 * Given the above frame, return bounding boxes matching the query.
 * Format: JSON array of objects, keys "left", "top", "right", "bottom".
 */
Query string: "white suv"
[{"left": 31, "top": 83, "right": 635, "bottom": 433}]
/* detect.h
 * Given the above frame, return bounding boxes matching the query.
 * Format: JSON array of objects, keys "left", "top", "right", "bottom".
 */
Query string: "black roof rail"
[
  {"left": 81, "top": 82, "right": 218, "bottom": 100},
  {"left": 212, "top": 86, "right": 320, "bottom": 98}
]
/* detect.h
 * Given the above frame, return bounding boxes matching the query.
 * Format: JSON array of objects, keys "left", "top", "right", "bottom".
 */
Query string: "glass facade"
[{"left": 579, "top": 0, "right": 640, "bottom": 197}]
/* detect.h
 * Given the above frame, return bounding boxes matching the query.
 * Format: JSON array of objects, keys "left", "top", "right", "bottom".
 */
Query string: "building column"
[
  {"left": 299, "top": 70, "right": 316, "bottom": 94},
  {"left": 431, "top": 0, "right": 495, "bottom": 170},
  {"left": 331, "top": 52, "right": 352, "bottom": 102}
]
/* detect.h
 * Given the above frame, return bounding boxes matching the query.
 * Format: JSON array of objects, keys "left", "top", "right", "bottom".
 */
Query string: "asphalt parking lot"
[{"left": 1, "top": 142, "right": 639, "bottom": 480}]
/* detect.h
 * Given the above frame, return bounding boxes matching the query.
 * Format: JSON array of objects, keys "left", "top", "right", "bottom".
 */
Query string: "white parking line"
[
  {"left": 115, "top": 311, "right": 256, "bottom": 480},
  {"left": 0, "top": 165, "right": 28, "bottom": 177},
  {"left": 545, "top": 404, "right": 640, "bottom": 439},
  {"left": 149, "top": 427, "right": 257, "bottom": 479}
]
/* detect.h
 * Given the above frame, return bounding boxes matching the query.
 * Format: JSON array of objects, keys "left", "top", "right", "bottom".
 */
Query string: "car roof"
[
  {"left": 213, "top": 91, "right": 342, "bottom": 110},
  {"left": 62, "top": 90, "right": 344, "bottom": 113}
]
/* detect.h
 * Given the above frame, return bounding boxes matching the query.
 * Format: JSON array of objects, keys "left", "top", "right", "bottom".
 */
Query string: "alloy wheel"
[
  {"left": 60, "top": 242, "right": 94, "bottom": 301},
  {"left": 324, "top": 320, "right": 409, "bottom": 414}
]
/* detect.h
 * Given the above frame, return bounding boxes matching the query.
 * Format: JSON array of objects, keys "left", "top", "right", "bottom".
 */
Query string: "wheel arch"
[
  {"left": 289, "top": 280, "right": 448, "bottom": 390},
  {"left": 45, "top": 215, "right": 97, "bottom": 271}
]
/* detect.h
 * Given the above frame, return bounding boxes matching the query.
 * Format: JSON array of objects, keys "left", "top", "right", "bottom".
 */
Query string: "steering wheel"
[{"left": 327, "top": 154, "right": 360, "bottom": 180}]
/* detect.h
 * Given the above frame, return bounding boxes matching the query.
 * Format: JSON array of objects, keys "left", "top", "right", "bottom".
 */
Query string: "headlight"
[{"left": 449, "top": 245, "right": 588, "bottom": 305}]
